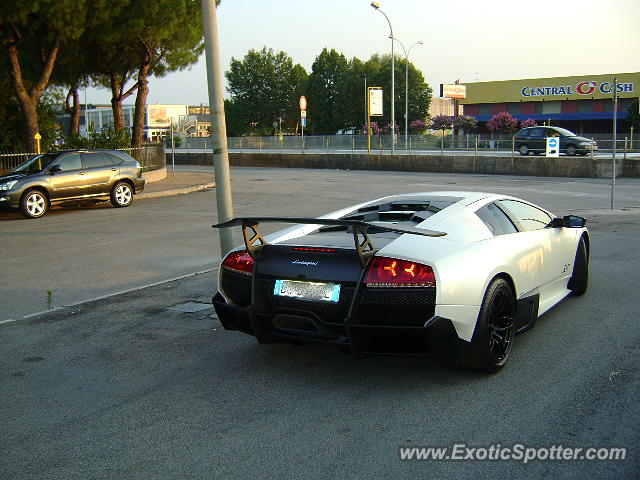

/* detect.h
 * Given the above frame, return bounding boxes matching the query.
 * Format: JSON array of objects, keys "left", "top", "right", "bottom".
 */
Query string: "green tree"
[
  {"left": 307, "top": 48, "right": 350, "bottom": 134},
  {"left": 225, "top": 47, "right": 308, "bottom": 135},
  {"left": 0, "top": 0, "right": 93, "bottom": 151},
  {"left": 626, "top": 99, "right": 640, "bottom": 130},
  {"left": 362, "top": 54, "right": 431, "bottom": 133},
  {"left": 88, "top": 0, "right": 204, "bottom": 148}
]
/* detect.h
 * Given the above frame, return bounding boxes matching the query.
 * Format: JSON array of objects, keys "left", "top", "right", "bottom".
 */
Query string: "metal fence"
[
  {"left": 0, "top": 143, "right": 166, "bottom": 175},
  {"left": 174, "top": 133, "right": 638, "bottom": 154}
]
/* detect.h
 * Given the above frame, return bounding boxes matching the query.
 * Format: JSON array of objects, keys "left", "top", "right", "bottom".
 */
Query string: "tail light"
[
  {"left": 364, "top": 256, "right": 435, "bottom": 288},
  {"left": 222, "top": 250, "right": 254, "bottom": 275}
]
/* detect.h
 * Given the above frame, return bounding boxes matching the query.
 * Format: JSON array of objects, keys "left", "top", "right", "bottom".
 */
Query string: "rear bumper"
[
  {"left": 212, "top": 292, "right": 460, "bottom": 355},
  {"left": 133, "top": 177, "right": 145, "bottom": 193}
]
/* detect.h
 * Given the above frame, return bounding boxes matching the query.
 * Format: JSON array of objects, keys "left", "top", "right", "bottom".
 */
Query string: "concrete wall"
[{"left": 168, "top": 152, "right": 640, "bottom": 179}]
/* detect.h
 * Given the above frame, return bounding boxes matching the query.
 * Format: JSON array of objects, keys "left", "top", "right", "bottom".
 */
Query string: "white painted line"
[{"left": 0, "top": 268, "right": 218, "bottom": 326}]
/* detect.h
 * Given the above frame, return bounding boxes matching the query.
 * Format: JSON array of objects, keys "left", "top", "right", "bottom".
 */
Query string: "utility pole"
[
  {"left": 611, "top": 77, "right": 618, "bottom": 210},
  {"left": 201, "top": 0, "right": 234, "bottom": 255}
]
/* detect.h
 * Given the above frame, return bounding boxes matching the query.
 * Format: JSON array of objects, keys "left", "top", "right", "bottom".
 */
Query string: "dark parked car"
[
  {"left": 0, "top": 150, "right": 145, "bottom": 218},
  {"left": 514, "top": 127, "right": 597, "bottom": 156}
]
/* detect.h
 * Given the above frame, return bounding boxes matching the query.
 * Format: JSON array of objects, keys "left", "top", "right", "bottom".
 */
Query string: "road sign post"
[
  {"left": 546, "top": 137, "right": 560, "bottom": 157},
  {"left": 368, "top": 87, "right": 383, "bottom": 154},
  {"left": 34, "top": 133, "right": 42, "bottom": 154}
]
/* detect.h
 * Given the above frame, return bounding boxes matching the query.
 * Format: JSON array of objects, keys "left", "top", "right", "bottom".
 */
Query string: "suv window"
[
  {"left": 497, "top": 199, "right": 552, "bottom": 231},
  {"left": 82, "top": 152, "right": 106, "bottom": 169},
  {"left": 54, "top": 153, "right": 82, "bottom": 172},
  {"left": 475, "top": 203, "right": 518, "bottom": 236},
  {"left": 104, "top": 153, "right": 123, "bottom": 166}
]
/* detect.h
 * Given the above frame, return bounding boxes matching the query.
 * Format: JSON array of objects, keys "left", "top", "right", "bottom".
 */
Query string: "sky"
[{"left": 85, "top": 0, "right": 640, "bottom": 106}]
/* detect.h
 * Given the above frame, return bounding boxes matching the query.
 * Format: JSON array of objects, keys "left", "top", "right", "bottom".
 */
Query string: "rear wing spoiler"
[{"left": 213, "top": 217, "right": 446, "bottom": 266}]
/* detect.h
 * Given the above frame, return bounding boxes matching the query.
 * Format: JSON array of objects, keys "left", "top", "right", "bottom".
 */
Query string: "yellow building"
[{"left": 461, "top": 72, "right": 639, "bottom": 133}]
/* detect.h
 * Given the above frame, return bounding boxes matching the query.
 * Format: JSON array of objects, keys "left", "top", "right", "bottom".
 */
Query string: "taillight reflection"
[
  {"left": 365, "top": 256, "right": 435, "bottom": 287},
  {"left": 222, "top": 250, "right": 254, "bottom": 275}
]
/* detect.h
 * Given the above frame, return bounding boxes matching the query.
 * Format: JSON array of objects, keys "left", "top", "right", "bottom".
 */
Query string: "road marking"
[{"left": 0, "top": 268, "right": 218, "bottom": 326}]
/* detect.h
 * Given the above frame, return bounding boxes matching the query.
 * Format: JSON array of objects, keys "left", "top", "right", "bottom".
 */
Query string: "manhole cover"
[{"left": 167, "top": 301, "right": 212, "bottom": 313}]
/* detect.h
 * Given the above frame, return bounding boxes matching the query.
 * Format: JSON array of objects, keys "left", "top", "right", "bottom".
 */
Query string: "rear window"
[{"left": 475, "top": 203, "right": 518, "bottom": 236}]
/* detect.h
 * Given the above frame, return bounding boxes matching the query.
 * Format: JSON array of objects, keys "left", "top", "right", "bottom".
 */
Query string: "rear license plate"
[{"left": 273, "top": 279, "right": 341, "bottom": 303}]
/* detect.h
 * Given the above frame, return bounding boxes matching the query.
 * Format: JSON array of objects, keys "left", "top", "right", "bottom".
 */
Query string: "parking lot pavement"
[{"left": 138, "top": 170, "right": 215, "bottom": 199}]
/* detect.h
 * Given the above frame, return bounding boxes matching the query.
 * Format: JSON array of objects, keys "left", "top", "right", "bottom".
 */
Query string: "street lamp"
[
  {"left": 391, "top": 37, "right": 423, "bottom": 149},
  {"left": 371, "top": 2, "right": 395, "bottom": 154},
  {"left": 361, "top": 73, "right": 367, "bottom": 134}
]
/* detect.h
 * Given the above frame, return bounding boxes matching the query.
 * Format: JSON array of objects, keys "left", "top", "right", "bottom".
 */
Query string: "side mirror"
[
  {"left": 563, "top": 215, "right": 586, "bottom": 228},
  {"left": 49, "top": 164, "right": 62, "bottom": 175},
  {"left": 547, "top": 215, "right": 587, "bottom": 228}
]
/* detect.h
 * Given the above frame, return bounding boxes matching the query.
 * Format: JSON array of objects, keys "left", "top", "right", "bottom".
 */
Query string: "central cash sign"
[{"left": 521, "top": 81, "right": 634, "bottom": 97}]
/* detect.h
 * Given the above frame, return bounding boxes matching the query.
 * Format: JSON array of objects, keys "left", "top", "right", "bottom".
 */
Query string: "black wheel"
[
  {"left": 20, "top": 189, "right": 48, "bottom": 218},
  {"left": 568, "top": 237, "right": 589, "bottom": 296},
  {"left": 461, "top": 278, "right": 516, "bottom": 373},
  {"left": 110, "top": 181, "right": 133, "bottom": 208},
  {"left": 566, "top": 144, "right": 577, "bottom": 156},
  {"left": 518, "top": 144, "right": 529, "bottom": 156}
]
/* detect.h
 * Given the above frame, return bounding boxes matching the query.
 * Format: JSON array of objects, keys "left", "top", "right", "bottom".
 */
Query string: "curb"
[{"left": 137, "top": 182, "right": 216, "bottom": 200}]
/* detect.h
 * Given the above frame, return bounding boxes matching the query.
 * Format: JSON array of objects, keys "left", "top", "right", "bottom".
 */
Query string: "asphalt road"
[{"left": 1, "top": 167, "right": 639, "bottom": 479}]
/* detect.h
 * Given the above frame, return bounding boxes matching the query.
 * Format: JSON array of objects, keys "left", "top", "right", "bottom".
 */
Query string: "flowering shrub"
[
  {"left": 453, "top": 115, "right": 478, "bottom": 133},
  {"left": 363, "top": 122, "right": 382, "bottom": 135},
  {"left": 519, "top": 118, "right": 537, "bottom": 128},
  {"left": 383, "top": 122, "right": 399, "bottom": 134},
  {"left": 430, "top": 114, "right": 453, "bottom": 131},
  {"left": 487, "top": 112, "right": 519, "bottom": 133},
  {"left": 410, "top": 120, "right": 427, "bottom": 134}
]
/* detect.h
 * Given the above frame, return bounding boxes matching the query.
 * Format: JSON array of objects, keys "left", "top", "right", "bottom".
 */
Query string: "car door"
[
  {"left": 527, "top": 127, "right": 545, "bottom": 152},
  {"left": 47, "top": 152, "right": 87, "bottom": 200},
  {"left": 497, "top": 199, "right": 576, "bottom": 302},
  {"left": 81, "top": 152, "right": 112, "bottom": 196}
]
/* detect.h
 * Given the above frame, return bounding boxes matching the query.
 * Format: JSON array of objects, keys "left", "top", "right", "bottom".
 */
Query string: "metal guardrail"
[
  {"left": 0, "top": 144, "right": 166, "bottom": 175},
  {"left": 174, "top": 134, "right": 638, "bottom": 154}
]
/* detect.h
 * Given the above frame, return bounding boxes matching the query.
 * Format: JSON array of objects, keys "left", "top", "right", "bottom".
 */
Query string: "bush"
[
  {"left": 430, "top": 114, "right": 453, "bottom": 131},
  {"left": 487, "top": 112, "right": 518, "bottom": 134},
  {"left": 60, "top": 128, "right": 132, "bottom": 150}
]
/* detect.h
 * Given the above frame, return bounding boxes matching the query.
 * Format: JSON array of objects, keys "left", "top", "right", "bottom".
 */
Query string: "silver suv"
[{"left": 0, "top": 150, "right": 145, "bottom": 218}]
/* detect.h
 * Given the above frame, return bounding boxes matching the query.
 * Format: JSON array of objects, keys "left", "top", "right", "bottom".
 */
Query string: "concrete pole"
[
  {"left": 611, "top": 77, "right": 617, "bottom": 210},
  {"left": 201, "top": 0, "right": 234, "bottom": 255}
]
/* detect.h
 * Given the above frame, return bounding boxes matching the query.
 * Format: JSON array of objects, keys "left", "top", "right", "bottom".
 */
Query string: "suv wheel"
[
  {"left": 21, "top": 189, "right": 48, "bottom": 218},
  {"left": 110, "top": 181, "right": 133, "bottom": 208},
  {"left": 518, "top": 144, "right": 529, "bottom": 156}
]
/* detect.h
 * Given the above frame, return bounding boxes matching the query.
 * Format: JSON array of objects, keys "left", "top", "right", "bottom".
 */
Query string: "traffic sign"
[
  {"left": 301, "top": 110, "right": 307, "bottom": 118},
  {"left": 300, "top": 96, "right": 307, "bottom": 111},
  {"left": 546, "top": 137, "right": 559, "bottom": 157}
]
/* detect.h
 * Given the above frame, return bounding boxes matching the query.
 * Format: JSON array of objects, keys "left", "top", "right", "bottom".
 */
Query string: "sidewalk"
[{"left": 138, "top": 168, "right": 215, "bottom": 200}]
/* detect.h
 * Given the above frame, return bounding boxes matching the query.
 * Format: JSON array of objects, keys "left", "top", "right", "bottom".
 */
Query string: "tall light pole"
[
  {"left": 362, "top": 73, "right": 368, "bottom": 134},
  {"left": 391, "top": 37, "right": 422, "bottom": 149},
  {"left": 201, "top": 0, "right": 234, "bottom": 256},
  {"left": 371, "top": 2, "right": 395, "bottom": 154}
]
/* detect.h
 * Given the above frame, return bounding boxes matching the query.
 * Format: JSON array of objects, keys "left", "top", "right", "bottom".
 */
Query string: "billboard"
[
  {"left": 368, "top": 87, "right": 383, "bottom": 116},
  {"left": 440, "top": 83, "right": 466, "bottom": 99}
]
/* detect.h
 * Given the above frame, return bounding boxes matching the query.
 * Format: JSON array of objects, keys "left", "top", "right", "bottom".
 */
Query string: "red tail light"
[
  {"left": 222, "top": 250, "right": 254, "bottom": 275},
  {"left": 364, "top": 257, "right": 435, "bottom": 287}
]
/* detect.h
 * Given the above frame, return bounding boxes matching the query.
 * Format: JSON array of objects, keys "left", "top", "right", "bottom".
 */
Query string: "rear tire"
[
  {"left": 568, "top": 237, "right": 589, "bottom": 296},
  {"left": 518, "top": 145, "right": 529, "bottom": 156},
  {"left": 110, "top": 181, "right": 133, "bottom": 208},
  {"left": 459, "top": 278, "right": 516, "bottom": 373},
  {"left": 20, "top": 189, "right": 48, "bottom": 218}
]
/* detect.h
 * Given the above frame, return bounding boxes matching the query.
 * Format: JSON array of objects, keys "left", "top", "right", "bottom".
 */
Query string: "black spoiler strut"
[{"left": 213, "top": 217, "right": 446, "bottom": 267}]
